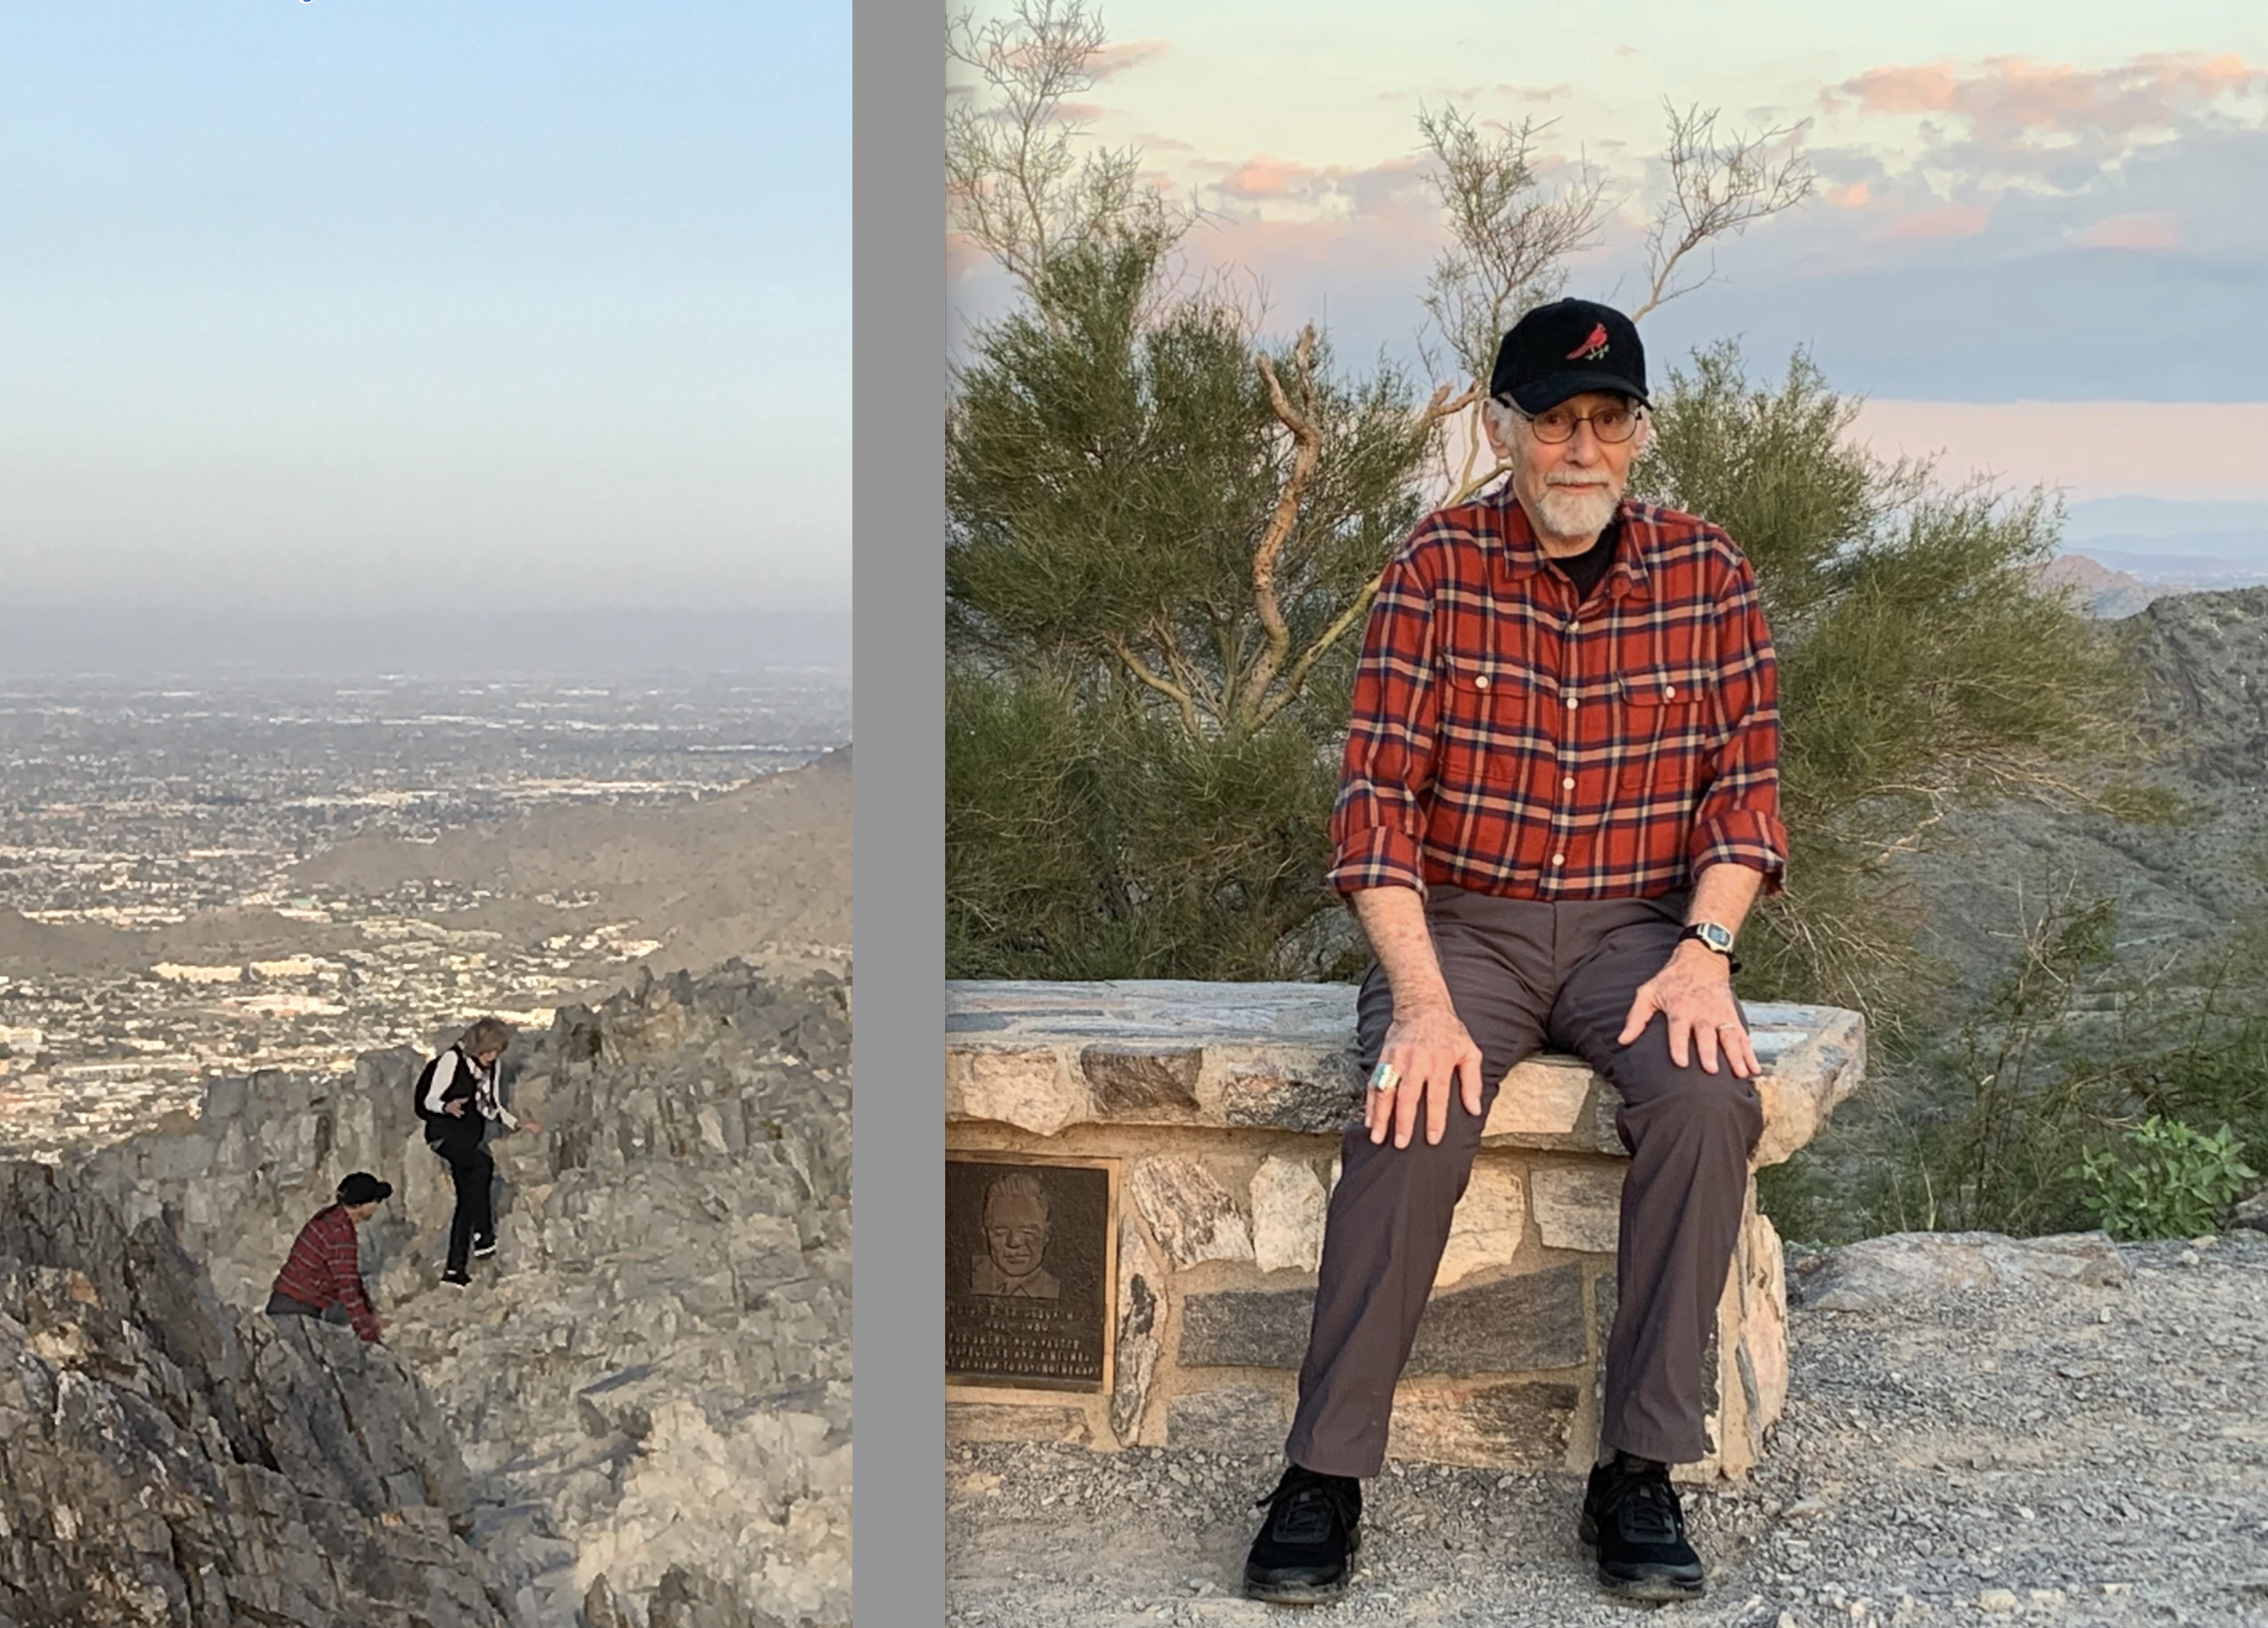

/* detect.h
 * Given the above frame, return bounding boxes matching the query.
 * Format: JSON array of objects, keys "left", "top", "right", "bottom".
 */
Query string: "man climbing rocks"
[{"left": 266, "top": 1171, "right": 391, "bottom": 1342}]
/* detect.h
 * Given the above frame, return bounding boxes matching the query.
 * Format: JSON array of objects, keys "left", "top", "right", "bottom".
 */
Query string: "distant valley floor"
[{"left": 0, "top": 676, "right": 850, "bottom": 1161}]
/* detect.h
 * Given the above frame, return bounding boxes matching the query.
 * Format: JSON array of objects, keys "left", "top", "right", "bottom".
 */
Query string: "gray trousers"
[{"left": 1283, "top": 887, "right": 1765, "bottom": 1475}]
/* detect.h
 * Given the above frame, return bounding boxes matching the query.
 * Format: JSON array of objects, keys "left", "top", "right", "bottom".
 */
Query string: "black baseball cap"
[
  {"left": 337, "top": 1172, "right": 393, "bottom": 1205},
  {"left": 1489, "top": 297, "right": 1648, "bottom": 414}
]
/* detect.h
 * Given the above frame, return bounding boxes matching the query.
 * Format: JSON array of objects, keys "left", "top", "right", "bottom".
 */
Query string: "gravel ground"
[{"left": 946, "top": 1230, "right": 2268, "bottom": 1626}]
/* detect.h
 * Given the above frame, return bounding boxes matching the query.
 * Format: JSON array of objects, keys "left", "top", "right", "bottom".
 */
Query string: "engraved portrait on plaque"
[{"left": 945, "top": 1155, "right": 1113, "bottom": 1392}]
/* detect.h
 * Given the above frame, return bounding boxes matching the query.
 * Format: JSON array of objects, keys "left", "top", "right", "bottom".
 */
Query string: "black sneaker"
[
  {"left": 441, "top": 1268, "right": 471, "bottom": 1287},
  {"left": 1243, "top": 1464, "right": 1361, "bottom": 1604},
  {"left": 472, "top": 1237, "right": 497, "bottom": 1259},
  {"left": 1579, "top": 1455, "right": 1705, "bottom": 1602}
]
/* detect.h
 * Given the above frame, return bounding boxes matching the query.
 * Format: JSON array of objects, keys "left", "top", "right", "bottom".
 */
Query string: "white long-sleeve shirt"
[{"left": 421, "top": 1046, "right": 519, "bottom": 1130}]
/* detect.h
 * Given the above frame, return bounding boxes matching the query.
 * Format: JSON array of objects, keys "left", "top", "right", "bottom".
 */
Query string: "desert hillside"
[
  {"left": 1887, "top": 589, "right": 2268, "bottom": 992},
  {"left": 290, "top": 744, "right": 854, "bottom": 978}
]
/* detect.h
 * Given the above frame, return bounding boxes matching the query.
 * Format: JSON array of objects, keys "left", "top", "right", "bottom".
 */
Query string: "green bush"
[{"left": 2073, "top": 1116, "right": 2257, "bottom": 1241}]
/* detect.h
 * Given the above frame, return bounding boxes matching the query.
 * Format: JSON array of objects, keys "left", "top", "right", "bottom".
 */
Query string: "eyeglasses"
[{"left": 1509, "top": 399, "right": 1643, "bottom": 445}]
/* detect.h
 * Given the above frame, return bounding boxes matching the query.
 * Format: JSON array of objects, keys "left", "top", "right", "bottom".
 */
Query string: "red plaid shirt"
[
  {"left": 1328, "top": 486, "right": 1786, "bottom": 900},
  {"left": 272, "top": 1203, "right": 381, "bottom": 1342}
]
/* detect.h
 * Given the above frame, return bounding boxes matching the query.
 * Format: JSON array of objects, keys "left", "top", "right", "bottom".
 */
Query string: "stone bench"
[{"left": 944, "top": 980, "right": 1864, "bottom": 1481}]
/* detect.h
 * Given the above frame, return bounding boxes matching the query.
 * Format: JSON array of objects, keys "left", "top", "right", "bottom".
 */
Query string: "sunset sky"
[{"left": 948, "top": 1, "right": 2268, "bottom": 538}]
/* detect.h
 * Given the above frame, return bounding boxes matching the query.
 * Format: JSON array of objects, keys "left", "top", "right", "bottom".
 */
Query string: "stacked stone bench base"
[{"left": 944, "top": 980, "right": 1863, "bottom": 1482}]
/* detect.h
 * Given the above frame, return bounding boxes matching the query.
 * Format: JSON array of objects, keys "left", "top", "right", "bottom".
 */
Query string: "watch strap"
[{"left": 1676, "top": 923, "right": 1743, "bottom": 975}]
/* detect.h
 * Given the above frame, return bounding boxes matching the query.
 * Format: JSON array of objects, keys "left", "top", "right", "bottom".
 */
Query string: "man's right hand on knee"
[{"left": 1366, "top": 1000, "right": 1486, "bottom": 1148}]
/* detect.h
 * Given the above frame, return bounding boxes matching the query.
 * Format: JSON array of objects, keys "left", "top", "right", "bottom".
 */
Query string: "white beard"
[{"left": 1531, "top": 481, "right": 1619, "bottom": 541}]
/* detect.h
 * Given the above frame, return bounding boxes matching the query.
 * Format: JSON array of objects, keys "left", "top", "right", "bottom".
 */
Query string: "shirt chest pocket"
[
  {"left": 1440, "top": 653, "right": 1544, "bottom": 786},
  {"left": 1615, "top": 669, "right": 1715, "bottom": 791}
]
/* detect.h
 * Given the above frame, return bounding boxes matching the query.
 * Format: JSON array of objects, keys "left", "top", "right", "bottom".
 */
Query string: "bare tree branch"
[
  {"left": 1416, "top": 107, "right": 1609, "bottom": 387},
  {"left": 1243, "top": 327, "right": 1324, "bottom": 726},
  {"left": 1109, "top": 633, "right": 1203, "bottom": 736},
  {"left": 945, "top": 0, "right": 1175, "bottom": 315},
  {"left": 1629, "top": 102, "right": 1814, "bottom": 322},
  {"left": 1258, "top": 570, "right": 1384, "bottom": 728}
]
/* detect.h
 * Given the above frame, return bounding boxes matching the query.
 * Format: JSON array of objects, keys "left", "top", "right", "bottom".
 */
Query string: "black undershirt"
[{"left": 1546, "top": 517, "right": 1621, "bottom": 604}]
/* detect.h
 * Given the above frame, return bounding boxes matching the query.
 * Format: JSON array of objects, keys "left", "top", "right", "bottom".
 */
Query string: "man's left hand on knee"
[{"left": 1616, "top": 943, "right": 1758, "bottom": 1078}]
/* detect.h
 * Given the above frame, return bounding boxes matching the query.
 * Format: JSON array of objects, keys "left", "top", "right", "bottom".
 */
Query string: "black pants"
[
  {"left": 428, "top": 1130, "right": 494, "bottom": 1274},
  {"left": 1285, "top": 888, "right": 1765, "bottom": 1476}
]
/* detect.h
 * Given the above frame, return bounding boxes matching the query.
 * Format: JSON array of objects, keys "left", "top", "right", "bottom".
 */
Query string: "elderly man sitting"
[{"left": 1243, "top": 297, "right": 1786, "bottom": 1605}]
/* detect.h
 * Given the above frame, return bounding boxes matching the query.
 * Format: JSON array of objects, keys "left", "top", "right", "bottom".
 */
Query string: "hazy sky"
[
  {"left": 2, "top": 3, "right": 847, "bottom": 614},
  {"left": 948, "top": 1, "right": 2268, "bottom": 511}
]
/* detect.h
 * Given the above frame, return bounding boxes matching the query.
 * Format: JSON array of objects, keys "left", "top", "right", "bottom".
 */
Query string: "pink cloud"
[
  {"left": 1090, "top": 40, "right": 1169, "bottom": 81},
  {"left": 1882, "top": 203, "right": 1989, "bottom": 240},
  {"left": 1826, "top": 181, "right": 1873, "bottom": 210},
  {"left": 1823, "top": 52, "right": 2267, "bottom": 144},
  {"left": 1222, "top": 155, "right": 1313, "bottom": 200},
  {"left": 2073, "top": 210, "right": 2180, "bottom": 249},
  {"left": 945, "top": 231, "right": 989, "bottom": 282},
  {"left": 1825, "top": 60, "right": 1959, "bottom": 115},
  {"left": 1197, "top": 152, "right": 1432, "bottom": 216}
]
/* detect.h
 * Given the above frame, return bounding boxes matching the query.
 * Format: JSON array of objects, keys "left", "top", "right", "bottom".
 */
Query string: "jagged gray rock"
[
  {"left": 70, "top": 959, "right": 852, "bottom": 1628},
  {"left": 0, "top": 1160, "right": 513, "bottom": 1628}
]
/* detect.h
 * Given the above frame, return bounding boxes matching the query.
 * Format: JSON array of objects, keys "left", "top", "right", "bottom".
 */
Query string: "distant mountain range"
[
  {"left": 2044, "top": 551, "right": 2268, "bottom": 619},
  {"left": 0, "top": 606, "right": 851, "bottom": 679},
  {"left": 2048, "top": 496, "right": 2268, "bottom": 617}
]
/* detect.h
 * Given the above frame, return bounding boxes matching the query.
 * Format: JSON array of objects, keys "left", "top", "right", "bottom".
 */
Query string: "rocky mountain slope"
[
  {"left": 1887, "top": 586, "right": 2268, "bottom": 994},
  {"left": 5, "top": 960, "right": 852, "bottom": 1628},
  {"left": 0, "top": 1160, "right": 510, "bottom": 1626}
]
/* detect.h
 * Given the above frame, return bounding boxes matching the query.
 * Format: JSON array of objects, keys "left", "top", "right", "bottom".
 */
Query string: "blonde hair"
[{"left": 459, "top": 1016, "right": 515, "bottom": 1056}]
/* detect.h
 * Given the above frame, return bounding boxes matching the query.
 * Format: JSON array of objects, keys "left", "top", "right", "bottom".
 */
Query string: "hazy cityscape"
[{"left": 0, "top": 670, "right": 853, "bottom": 1161}]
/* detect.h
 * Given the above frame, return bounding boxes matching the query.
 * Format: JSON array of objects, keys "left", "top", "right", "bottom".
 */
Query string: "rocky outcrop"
[
  {"left": 1787, "top": 1229, "right": 2130, "bottom": 1311},
  {"left": 0, "top": 1160, "right": 511, "bottom": 1628},
  {"left": 68, "top": 960, "right": 851, "bottom": 1628}
]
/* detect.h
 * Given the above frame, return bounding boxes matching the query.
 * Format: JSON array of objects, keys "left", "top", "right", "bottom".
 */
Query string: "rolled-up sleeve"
[
  {"left": 1688, "top": 554, "right": 1788, "bottom": 892},
  {"left": 1327, "top": 546, "right": 1440, "bottom": 896}
]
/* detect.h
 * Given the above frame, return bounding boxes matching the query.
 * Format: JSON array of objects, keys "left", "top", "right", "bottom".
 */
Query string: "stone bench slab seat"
[{"left": 946, "top": 980, "right": 1864, "bottom": 1167}]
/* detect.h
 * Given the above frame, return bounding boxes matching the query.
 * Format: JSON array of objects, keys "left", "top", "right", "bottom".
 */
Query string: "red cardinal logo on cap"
[{"left": 1567, "top": 322, "right": 1610, "bottom": 361}]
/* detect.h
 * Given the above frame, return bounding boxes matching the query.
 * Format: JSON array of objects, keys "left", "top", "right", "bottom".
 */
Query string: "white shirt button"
[
  {"left": 1664, "top": 685, "right": 1677, "bottom": 699},
  {"left": 1551, "top": 853, "right": 1565, "bottom": 866},
  {"left": 1562, "top": 776, "right": 1576, "bottom": 791},
  {"left": 1565, "top": 696, "right": 1579, "bottom": 709},
  {"left": 1474, "top": 675, "right": 1490, "bottom": 690}
]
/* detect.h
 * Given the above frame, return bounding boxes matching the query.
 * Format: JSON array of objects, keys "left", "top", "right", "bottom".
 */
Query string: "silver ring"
[{"left": 1368, "top": 1062, "right": 1401, "bottom": 1094}]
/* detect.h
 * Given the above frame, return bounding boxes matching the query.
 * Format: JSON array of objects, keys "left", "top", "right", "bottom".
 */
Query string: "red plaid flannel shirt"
[
  {"left": 272, "top": 1203, "right": 381, "bottom": 1342},
  {"left": 1328, "top": 487, "right": 1786, "bottom": 901}
]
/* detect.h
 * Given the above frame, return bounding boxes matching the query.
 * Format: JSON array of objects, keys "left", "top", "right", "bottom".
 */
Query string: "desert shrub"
[{"left": 2074, "top": 1116, "right": 2257, "bottom": 1241}]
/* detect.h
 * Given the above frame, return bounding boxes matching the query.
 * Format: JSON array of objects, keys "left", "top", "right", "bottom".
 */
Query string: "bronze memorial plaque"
[{"left": 944, "top": 1155, "right": 1115, "bottom": 1392}]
